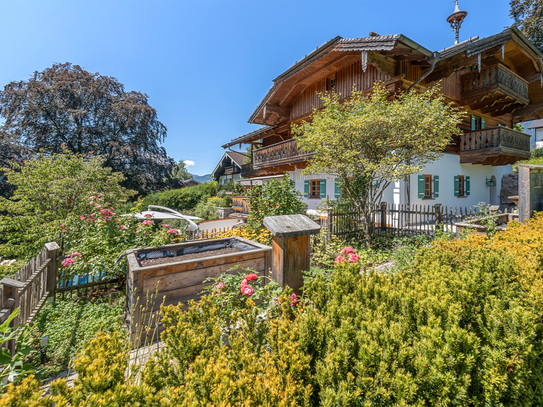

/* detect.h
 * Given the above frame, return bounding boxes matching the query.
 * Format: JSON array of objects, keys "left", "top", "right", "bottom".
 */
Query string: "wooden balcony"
[
  {"left": 460, "top": 64, "right": 529, "bottom": 111},
  {"left": 253, "top": 139, "right": 312, "bottom": 170},
  {"left": 459, "top": 126, "right": 531, "bottom": 165},
  {"left": 240, "top": 163, "right": 254, "bottom": 177}
]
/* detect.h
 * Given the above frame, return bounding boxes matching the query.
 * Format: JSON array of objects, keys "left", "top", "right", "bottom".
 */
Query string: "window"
[
  {"left": 418, "top": 174, "right": 439, "bottom": 199},
  {"left": 454, "top": 175, "right": 470, "bottom": 197},
  {"left": 304, "top": 179, "right": 326, "bottom": 199},
  {"left": 458, "top": 175, "right": 465, "bottom": 196},
  {"left": 471, "top": 115, "right": 485, "bottom": 131},
  {"left": 310, "top": 179, "right": 320, "bottom": 198},
  {"left": 424, "top": 175, "right": 432, "bottom": 198},
  {"left": 327, "top": 75, "right": 336, "bottom": 91}
]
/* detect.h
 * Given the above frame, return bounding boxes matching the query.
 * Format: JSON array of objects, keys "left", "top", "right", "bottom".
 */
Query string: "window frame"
[
  {"left": 309, "top": 179, "right": 320, "bottom": 198},
  {"left": 458, "top": 175, "right": 465, "bottom": 197},
  {"left": 423, "top": 174, "right": 432, "bottom": 199}
]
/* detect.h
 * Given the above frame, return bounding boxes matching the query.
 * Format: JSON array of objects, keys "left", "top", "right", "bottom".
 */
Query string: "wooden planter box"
[
  {"left": 455, "top": 213, "right": 518, "bottom": 236},
  {"left": 126, "top": 237, "right": 271, "bottom": 346}
]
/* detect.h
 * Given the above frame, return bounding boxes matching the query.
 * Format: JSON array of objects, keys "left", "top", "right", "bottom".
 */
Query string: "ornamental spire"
[{"left": 446, "top": 0, "right": 468, "bottom": 45}]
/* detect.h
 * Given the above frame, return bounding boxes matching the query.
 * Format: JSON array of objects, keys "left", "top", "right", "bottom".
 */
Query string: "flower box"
[{"left": 125, "top": 237, "right": 271, "bottom": 346}]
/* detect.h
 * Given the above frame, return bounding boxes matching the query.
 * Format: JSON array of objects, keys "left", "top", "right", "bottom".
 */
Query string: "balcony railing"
[
  {"left": 460, "top": 64, "right": 529, "bottom": 105},
  {"left": 460, "top": 127, "right": 531, "bottom": 152},
  {"left": 253, "top": 139, "right": 312, "bottom": 169}
]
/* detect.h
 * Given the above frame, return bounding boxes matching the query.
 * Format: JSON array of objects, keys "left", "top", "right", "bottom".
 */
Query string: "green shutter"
[
  {"left": 304, "top": 180, "right": 309, "bottom": 198},
  {"left": 433, "top": 175, "right": 439, "bottom": 198},
  {"left": 334, "top": 179, "right": 341, "bottom": 198},
  {"left": 471, "top": 115, "right": 476, "bottom": 130},
  {"left": 481, "top": 117, "right": 485, "bottom": 129},
  {"left": 465, "top": 176, "right": 470, "bottom": 196},
  {"left": 454, "top": 176, "right": 459, "bottom": 196},
  {"left": 319, "top": 179, "right": 326, "bottom": 198},
  {"left": 418, "top": 175, "right": 424, "bottom": 199}
]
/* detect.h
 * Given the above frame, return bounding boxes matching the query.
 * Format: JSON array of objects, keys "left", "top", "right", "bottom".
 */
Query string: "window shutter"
[
  {"left": 433, "top": 175, "right": 439, "bottom": 198},
  {"left": 471, "top": 115, "right": 476, "bottom": 131},
  {"left": 334, "top": 179, "right": 341, "bottom": 198},
  {"left": 481, "top": 117, "right": 485, "bottom": 129},
  {"left": 454, "top": 176, "right": 459, "bottom": 196},
  {"left": 465, "top": 176, "right": 470, "bottom": 196},
  {"left": 418, "top": 175, "right": 424, "bottom": 199},
  {"left": 319, "top": 179, "right": 327, "bottom": 198},
  {"left": 304, "top": 180, "right": 309, "bottom": 198}
]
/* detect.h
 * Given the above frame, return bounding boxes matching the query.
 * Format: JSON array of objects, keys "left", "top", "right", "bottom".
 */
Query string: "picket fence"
[{"left": 324, "top": 202, "right": 514, "bottom": 240}]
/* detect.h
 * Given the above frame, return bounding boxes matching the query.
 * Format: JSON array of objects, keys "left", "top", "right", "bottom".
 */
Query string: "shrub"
[
  {"left": 0, "top": 151, "right": 134, "bottom": 259},
  {"left": 6, "top": 216, "right": 543, "bottom": 405},
  {"left": 246, "top": 174, "right": 307, "bottom": 231}
]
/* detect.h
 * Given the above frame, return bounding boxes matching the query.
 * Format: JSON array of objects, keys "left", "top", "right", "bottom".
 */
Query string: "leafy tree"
[
  {"left": 0, "top": 62, "right": 173, "bottom": 194},
  {"left": 510, "top": 0, "right": 543, "bottom": 52},
  {"left": 292, "top": 86, "right": 464, "bottom": 246},
  {"left": 0, "top": 151, "right": 134, "bottom": 259},
  {"left": 169, "top": 160, "right": 193, "bottom": 188},
  {"left": 247, "top": 174, "right": 307, "bottom": 231}
]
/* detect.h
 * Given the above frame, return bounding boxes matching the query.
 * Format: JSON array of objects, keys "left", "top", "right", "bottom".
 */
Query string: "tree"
[
  {"left": 510, "top": 0, "right": 543, "bottom": 52},
  {"left": 0, "top": 63, "right": 174, "bottom": 194},
  {"left": 0, "top": 151, "right": 134, "bottom": 259},
  {"left": 292, "top": 86, "right": 464, "bottom": 246},
  {"left": 169, "top": 160, "right": 193, "bottom": 188}
]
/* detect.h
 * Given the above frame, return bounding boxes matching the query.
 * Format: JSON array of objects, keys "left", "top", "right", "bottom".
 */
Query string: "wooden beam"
[
  {"left": 512, "top": 102, "right": 543, "bottom": 120},
  {"left": 367, "top": 51, "right": 397, "bottom": 77},
  {"left": 266, "top": 105, "right": 290, "bottom": 117}
]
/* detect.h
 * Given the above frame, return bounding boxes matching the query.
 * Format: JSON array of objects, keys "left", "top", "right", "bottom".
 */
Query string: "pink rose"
[
  {"left": 290, "top": 293, "right": 297, "bottom": 306},
  {"left": 162, "top": 224, "right": 170, "bottom": 228},
  {"left": 61, "top": 229, "right": 67, "bottom": 233},
  {"left": 245, "top": 273, "right": 258, "bottom": 282},
  {"left": 121, "top": 225, "right": 126, "bottom": 230},
  {"left": 240, "top": 279, "right": 254, "bottom": 296},
  {"left": 80, "top": 215, "right": 85, "bottom": 220}
]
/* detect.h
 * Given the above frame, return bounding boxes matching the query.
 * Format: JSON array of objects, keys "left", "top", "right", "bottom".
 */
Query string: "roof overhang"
[
  {"left": 222, "top": 126, "right": 276, "bottom": 149},
  {"left": 248, "top": 34, "right": 432, "bottom": 125}
]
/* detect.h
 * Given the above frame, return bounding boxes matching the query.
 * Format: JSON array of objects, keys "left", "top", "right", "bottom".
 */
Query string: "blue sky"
[{"left": 0, "top": 0, "right": 514, "bottom": 175}]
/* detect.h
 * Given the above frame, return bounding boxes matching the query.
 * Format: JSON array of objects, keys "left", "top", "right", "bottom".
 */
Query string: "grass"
[{"left": 30, "top": 287, "right": 125, "bottom": 380}]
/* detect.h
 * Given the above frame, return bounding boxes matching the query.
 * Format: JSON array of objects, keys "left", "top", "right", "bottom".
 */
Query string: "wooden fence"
[
  {"left": 0, "top": 242, "right": 119, "bottom": 353},
  {"left": 325, "top": 202, "right": 514, "bottom": 240}
]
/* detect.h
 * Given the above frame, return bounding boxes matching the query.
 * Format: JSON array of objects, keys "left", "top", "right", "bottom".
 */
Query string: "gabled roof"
[
  {"left": 249, "top": 33, "right": 432, "bottom": 125},
  {"left": 528, "top": 119, "right": 543, "bottom": 129},
  {"left": 211, "top": 151, "right": 249, "bottom": 179},
  {"left": 221, "top": 126, "right": 275, "bottom": 149},
  {"left": 439, "top": 27, "right": 543, "bottom": 66}
]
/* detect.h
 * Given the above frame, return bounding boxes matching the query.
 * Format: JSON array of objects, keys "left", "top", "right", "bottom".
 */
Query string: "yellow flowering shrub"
[{"left": 200, "top": 225, "right": 272, "bottom": 246}]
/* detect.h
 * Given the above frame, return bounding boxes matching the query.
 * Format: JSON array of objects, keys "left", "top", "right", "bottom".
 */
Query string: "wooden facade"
[{"left": 224, "top": 28, "right": 543, "bottom": 173}]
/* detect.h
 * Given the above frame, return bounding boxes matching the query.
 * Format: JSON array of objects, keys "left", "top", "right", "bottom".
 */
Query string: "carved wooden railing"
[
  {"left": 460, "top": 64, "right": 529, "bottom": 103},
  {"left": 253, "top": 139, "right": 312, "bottom": 169},
  {"left": 460, "top": 127, "right": 531, "bottom": 152}
]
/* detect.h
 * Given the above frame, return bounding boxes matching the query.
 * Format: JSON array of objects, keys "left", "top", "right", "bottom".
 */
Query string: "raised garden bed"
[
  {"left": 126, "top": 237, "right": 271, "bottom": 345},
  {"left": 455, "top": 212, "right": 518, "bottom": 236}
]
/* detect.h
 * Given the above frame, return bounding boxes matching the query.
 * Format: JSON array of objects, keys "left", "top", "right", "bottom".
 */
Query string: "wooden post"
[
  {"left": 380, "top": 202, "right": 387, "bottom": 233},
  {"left": 44, "top": 242, "right": 60, "bottom": 301},
  {"left": 0, "top": 278, "right": 23, "bottom": 355},
  {"left": 434, "top": 204, "right": 442, "bottom": 231},
  {"left": 263, "top": 214, "right": 320, "bottom": 295},
  {"left": 326, "top": 206, "right": 332, "bottom": 242}
]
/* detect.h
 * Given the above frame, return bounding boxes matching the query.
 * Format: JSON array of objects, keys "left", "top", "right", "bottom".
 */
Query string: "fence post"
[
  {"left": 326, "top": 206, "right": 332, "bottom": 242},
  {"left": 0, "top": 278, "right": 23, "bottom": 355},
  {"left": 380, "top": 202, "right": 387, "bottom": 233},
  {"left": 434, "top": 204, "right": 442, "bottom": 232},
  {"left": 45, "top": 242, "right": 60, "bottom": 301}
]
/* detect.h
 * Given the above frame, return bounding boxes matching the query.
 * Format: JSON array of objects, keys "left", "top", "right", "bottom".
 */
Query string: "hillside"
[{"left": 191, "top": 173, "right": 213, "bottom": 183}]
